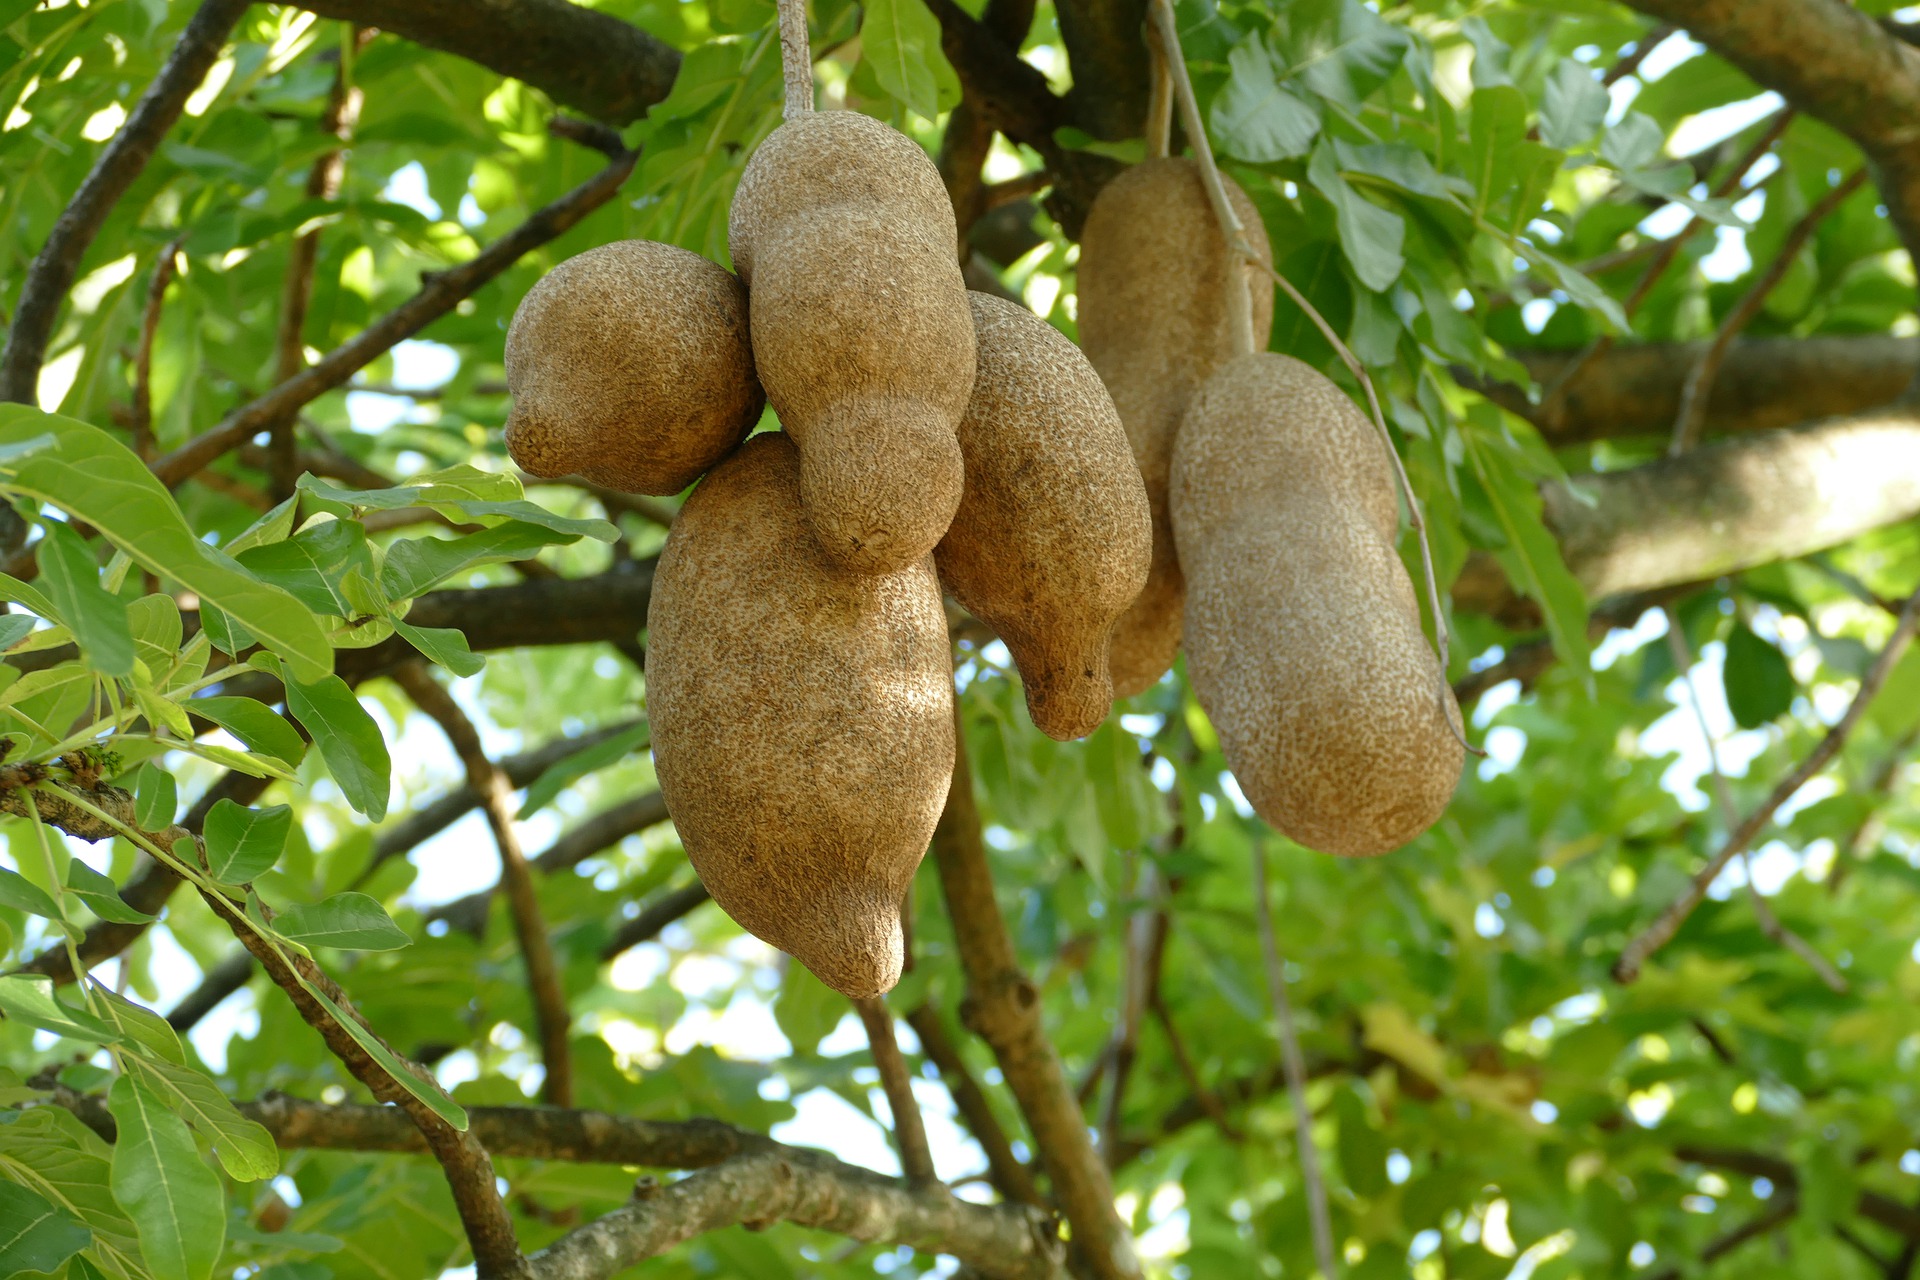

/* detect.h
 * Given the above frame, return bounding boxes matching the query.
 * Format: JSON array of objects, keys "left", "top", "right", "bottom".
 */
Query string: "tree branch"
[
  {"left": 393, "top": 662, "right": 573, "bottom": 1109},
  {"left": 930, "top": 701, "right": 1141, "bottom": 1280},
  {"left": 904, "top": 1005, "right": 1046, "bottom": 1208},
  {"left": 0, "top": 0, "right": 251, "bottom": 407},
  {"left": 130, "top": 238, "right": 185, "bottom": 464},
  {"left": 150, "top": 146, "right": 638, "bottom": 489},
  {"left": 1615, "top": 578, "right": 1920, "bottom": 982},
  {"left": 854, "top": 996, "right": 937, "bottom": 1185},
  {"left": 292, "top": 0, "right": 680, "bottom": 126}
]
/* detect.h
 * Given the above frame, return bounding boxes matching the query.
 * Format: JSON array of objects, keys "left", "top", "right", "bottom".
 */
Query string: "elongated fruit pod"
[
  {"left": 1170, "top": 353, "right": 1463, "bottom": 856},
  {"left": 728, "top": 110, "right": 974, "bottom": 575},
  {"left": 646, "top": 432, "right": 955, "bottom": 997},
  {"left": 936, "top": 293, "right": 1150, "bottom": 740},
  {"left": 504, "top": 240, "right": 763, "bottom": 496},
  {"left": 1077, "top": 158, "right": 1274, "bottom": 697}
]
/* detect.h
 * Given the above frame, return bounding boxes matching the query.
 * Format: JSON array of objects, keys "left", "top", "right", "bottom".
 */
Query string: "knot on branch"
[
  {"left": 959, "top": 970, "right": 1040, "bottom": 1046},
  {"left": 0, "top": 761, "right": 136, "bottom": 842}
]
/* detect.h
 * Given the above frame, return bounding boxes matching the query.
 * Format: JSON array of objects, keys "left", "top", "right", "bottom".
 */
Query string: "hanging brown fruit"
[
  {"left": 646, "top": 432, "right": 954, "bottom": 998},
  {"left": 504, "top": 240, "right": 763, "bottom": 496},
  {"left": 1076, "top": 157, "right": 1274, "bottom": 698},
  {"left": 728, "top": 110, "right": 974, "bottom": 575},
  {"left": 1170, "top": 353, "right": 1463, "bottom": 856},
  {"left": 936, "top": 292, "right": 1151, "bottom": 741}
]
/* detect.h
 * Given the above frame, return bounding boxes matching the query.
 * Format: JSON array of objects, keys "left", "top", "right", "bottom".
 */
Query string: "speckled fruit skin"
[
  {"left": 1076, "top": 158, "right": 1274, "bottom": 698},
  {"left": 728, "top": 110, "right": 974, "bottom": 575},
  {"left": 646, "top": 432, "right": 955, "bottom": 998},
  {"left": 503, "top": 240, "right": 763, "bottom": 496},
  {"left": 1170, "top": 353, "right": 1464, "bottom": 857},
  {"left": 936, "top": 293, "right": 1150, "bottom": 741}
]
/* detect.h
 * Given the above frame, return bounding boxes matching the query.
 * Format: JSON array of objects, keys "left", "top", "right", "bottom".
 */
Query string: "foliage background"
[{"left": 0, "top": 0, "right": 1917, "bottom": 1277}]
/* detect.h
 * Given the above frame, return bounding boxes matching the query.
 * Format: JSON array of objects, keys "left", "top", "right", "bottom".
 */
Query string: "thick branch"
[
  {"left": 1618, "top": 0, "right": 1920, "bottom": 258},
  {"left": 1054, "top": 0, "right": 1150, "bottom": 140},
  {"left": 0, "top": 0, "right": 250, "bottom": 406},
  {"left": 1483, "top": 336, "right": 1920, "bottom": 445},
  {"left": 151, "top": 148, "right": 637, "bottom": 488},
  {"left": 292, "top": 0, "right": 680, "bottom": 125},
  {"left": 931, "top": 703, "right": 1141, "bottom": 1280}
]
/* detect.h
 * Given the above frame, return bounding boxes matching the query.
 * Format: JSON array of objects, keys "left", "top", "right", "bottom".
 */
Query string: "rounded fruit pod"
[
  {"left": 936, "top": 292, "right": 1151, "bottom": 741},
  {"left": 646, "top": 431, "right": 955, "bottom": 998},
  {"left": 1169, "top": 353, "right": 1464, "bottom": 857},
  {"left": 728, "top": 110, "right": 974, "bottom": 575},
  {"left": 1076, "top": 157, "right": 1274, "bottom": 698},
  {"left": 503, "top": 240, "right": 764, "bottom": 496}
]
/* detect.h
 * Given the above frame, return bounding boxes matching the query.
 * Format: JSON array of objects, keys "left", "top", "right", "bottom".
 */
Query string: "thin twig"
[
  {"left": 1660, "top": 613, "right": 1848, "bottom": 991},
  {"left": 1144, "top": 26, "right": 1173, "bottom": 161},
  {"left": 1251, "top": 842, "right": 1337, "bottom": 1279},
  {"left": 1602, "top": 23, "right": 1677, "bottom": 86},
  {"left": 149, "top": 146, "right": 637, "bottom": 490},
  {"left": 904, "top": 1005, "right": 1046, "bottom": 1207},
  {"left": 130, "top": 237, "right": 185, "bottom": 464},
  {"left": 1098, "top": 863, "right": 1164, "bottom": 1166},
  {"left": 777, "top": 0, "right": 813, "bottom": 118},
  {"left": 1615, "top": 580, "right": 1920, "bottom": 982},
  {"left": 1827, "top": 723, "right": 1918, "bottom": 896},
  {"left": 1670, "top": 168, "right": 1868, "bottom": 454},
  {"left": 1642, "top": 1197, "right": 1800, "bottom": 1280},
  {"left": 854, "top": 996, "right": 938, "bottom": 1185},
  {"left": 1149, "top": 994, "right": 1242, "bottom": 1141},
  {"left": 598, "top": 880, "right": 712, "bottom": 961},
  {"left": 268, "top": 26, "right": 374, "bottom": 502},
  {"left": 393, "top": 662, "right": 574, "bottom": 1108},
  {"left": 0, "top": 0, "right": 251, "bottom": 406}
]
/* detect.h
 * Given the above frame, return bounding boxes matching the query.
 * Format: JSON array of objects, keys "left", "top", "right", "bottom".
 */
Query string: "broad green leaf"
[
  {"left": 90, "top": 988, "right": 185, "bottom": 1067},
  {"left": 518, "top": 722, "right": 650, "bottom": 818},
  {"left": 0, "top": 1181, "right": 91, "bottom": 1276},
  {"left": 0, "top": 977, "right": 121, "bottom": 1043},
  {"left": 274, "top": 892, "right": 411, "bottom": 951},
  {"left": 860, "top": 0, "right": 948, "bottom": 121},
  {"left": 0, "top": 613, "right": 36, "bottom": 650},
  {"left": 185, "top": 697, "right": 305, "bottom": 767},
  {"left": 1290, "top": 0, "right": 1408, "bottom": 109},
  {"left": 1467, "top": 85, "right": 1528, "bottom": 226},
  {"left": 0, "top": 867, "right": 62, "bottom": 920},
  {"left": 0, "top": 1107, "right": 140, "bottom": 1277},
  {"left": 297, "top": 465, "right": 521, "bottom": 512},
  {"left": 277, "top": 668, "right": 390, "bottom": 821},
  {"left": 32, "top": 523, "right": 132, "bottom": 679},
  {"left": 125, "top": 1057, "right": 277, "bottom": 1182},
  {"left": 62, "top": 863, "right": 154, "bottom": 925},
  {"left": 1212, "top": 34, "right": 1320, "bottom": 163},
  {"left": 296, "top": 979, "right": 466, "bottom": 1129},
  {"left": 1308, "top": 141, "right": 1405, "bottom": 291},
  {"left": 123, "top": 596, "right": 181, "bottom": 683},
  {"left": 220, "top": 496, "right": 298, "bottom": 556},
  {"left": 391, "top": 622, "right": 485, "bottom": 677},
  {"left": 0, "top": 575, "right": 63, "bottom": 626},
  {"left": 1539, "top": 57, "right": 1609, "bottom": 150},
  {"left": 439, "top": 500, "right": 615, "bottom": 542},
  {"left": 105, "top": 1074, "right": 224, "bottom": 1280},
  {"left": 235, "top": 520, "right": 375, "bottom": 619},
  {"left": 1723, "top": 624, "right": 1797, "bottom": 728},
  {"left": 379, "top": 522, "right": 563, "bottom": 601},
  {"left": 0, "top": 407, "right": 332, "bottom": 683},
  {"left": 201, "top": 800, "right": 293, "bottom": 885}
]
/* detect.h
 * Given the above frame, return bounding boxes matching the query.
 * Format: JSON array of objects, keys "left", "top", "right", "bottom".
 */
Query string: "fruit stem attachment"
[
  {"left": 1144, "top": 25, "right": 1173, "bottom": 161},
  {"left": 777, "top": 0, "right": 814, "bottom": 118},
  {"left": 1145, "top": 0, "right": 1253, "bottom": 359},
  {"left": 1147, "top": 0, "right": 1476, "bottom": 757}
]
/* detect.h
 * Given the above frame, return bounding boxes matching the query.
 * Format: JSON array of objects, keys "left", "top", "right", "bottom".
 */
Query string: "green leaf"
[
  {"left": 0, "top": 613, "right": 36, "bottom": 650},
  {"left": 0, "top": 1107, "right": 140, "bottom": 1273},
  {"left": 1539, "top": 57, "right": 1609, "bottom": 150},
  {"left": 379, "top": 522, "right": 563, "bottom": 600},
  {"left": 274, "top": 892, "right": 411, "bottom": 951},
  {"left": 33, "top": 523, "right": 133, "bottom": 679},
  {"left": 296, "top": 979, "right": 466, "bottom": 1129},
  {"left": 443, "top": 500, "right": 616, "bottom": 542},
  {"left": 0, "top": 977, "right": 122, "bottom": 1043},
  {"left": 518, "top": 722, "right": 650, "bottom": 818},
  {"left": 124, "top": 596, "right": 182, "bottom": 684},
  {"left": 860, "top": 0, "right": 948, "bottom": 121},
  {"left": 106, "top": 1074, "right": 224, "bottom": 1280},
  {"left": 90, "top": 987, "right": 186, "bottom": 1067},
  {"left": 391, "top": 621, "right": 485, "bottom": 677},
  {"left": 0, "top": 406, "right": 333, "bottom": 684},
  {"left": 297, "top": 465, "right": 520, "bottom": 512},
  {"left": 1289, "top": 0, "right": 1408, "bottom": 109},
  {"left": 1467, "top": 85, "right": 1528, "bottom": 226},
  {"left": 0, "top": 1182, "right": 91, "bottom": 1276},
  {"left": 1722, "top": 624, "right": 1797, "bottom": 728},
  {"left": 1212, "top": 34, "right": 1321, "bottom": 162},
  {"left": 235, "top": 519, "right": 375, "bottom": 619},
  {"left": 220, "top": 496, "right": 299, "bottom": 556},
  {"left": 185, "top": 697, "right": 305, "bottom": 767},
  {"left": 1308, "top": 141, "right": 1405, "bottom": 292},
  {"left": 0, "top": 867, "right": 62, "bottom": 920},
  {"left": 1460, "top": 411, "right": 1591, "bottom": 685},
  {"left": 201, "top": 800, "right": 293, "bottom": 885},
  {"left": 278, "top": 668, "right": 390, "bottom": 820},
  {"left": 125, "top": 1057, "right": 277, "bottom": 1182},
  {"left": 62, "top": 862, "right": 155, "bottom": 925}
]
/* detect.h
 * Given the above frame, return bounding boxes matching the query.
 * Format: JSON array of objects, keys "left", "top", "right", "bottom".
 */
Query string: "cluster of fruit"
[{"left": 501, "top": 111, "right": 1461, "bottom": 998}]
